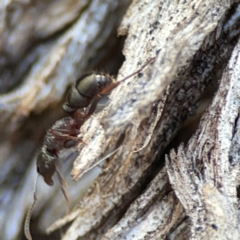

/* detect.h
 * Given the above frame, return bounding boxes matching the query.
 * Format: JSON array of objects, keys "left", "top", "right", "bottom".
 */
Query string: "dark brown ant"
[
  {"left": 25, "top": 57, "right": 156, "bottom": 240},
  {"left": 37, "top": 57, "right": 156, "bottom": 188},
  {"left": 37, "top": 73, "right": 118, "bottom": 187}
]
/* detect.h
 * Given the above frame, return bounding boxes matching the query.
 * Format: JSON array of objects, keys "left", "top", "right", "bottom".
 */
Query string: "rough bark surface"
[
  {"left": 1, "top": 0, "right": 240, "bottom": 240},
  {"left": 166, "top": 39, "right": 240, "bottom": 239}
]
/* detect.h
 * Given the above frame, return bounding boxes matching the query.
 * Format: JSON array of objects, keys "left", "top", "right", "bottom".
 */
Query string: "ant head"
[{"left": 37, "top": 151, "right": 56, "bottom": 186}]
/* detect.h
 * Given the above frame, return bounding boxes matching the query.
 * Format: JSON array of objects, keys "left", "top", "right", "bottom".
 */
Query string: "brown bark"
[{"left": 1, "top": 0, "right": 240, "bottom": 240}]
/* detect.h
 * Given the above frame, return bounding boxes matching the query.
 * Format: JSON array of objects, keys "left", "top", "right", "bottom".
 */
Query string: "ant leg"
[
  {"left": 49, "top": 122, "right": 80, "bottom": 138},
  {"left": 87, "top": 95, "right": 102, "bottom": 116},
  {"left": 83, "top": 132, "right": 125, "bottom": 174},
  {"left": 83, "top": 146, "right": 122, "bottom": 175},
  {"left": 48, "top": 127, "right": 78, "bottom": 136},
  {"left": 55, "top": 161, "right": 70, "bottom": 214},
  {"left": 48, "top": 129, "right": 86, "bottom": 147}
]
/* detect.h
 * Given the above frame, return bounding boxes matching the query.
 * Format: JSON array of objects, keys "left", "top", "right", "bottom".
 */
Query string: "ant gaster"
[{"left": 25, "top": 57, "right": 156, "bottom": 240}]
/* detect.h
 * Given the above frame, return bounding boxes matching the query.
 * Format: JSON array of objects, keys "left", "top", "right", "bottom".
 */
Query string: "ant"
[
  {"left": 25, "top": 57, "right": 156, "bottom": 240},
  {"left": 37, "top": 58, "right": 156, "bottom": 189},
  {"left": 36, "top": 73, "right": 121, "bottom": 191}
]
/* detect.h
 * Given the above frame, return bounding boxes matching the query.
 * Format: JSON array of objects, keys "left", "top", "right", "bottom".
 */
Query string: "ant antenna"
[
  {"left": 98, "top": 57, "right": 156, "bottom": 97},
  {"left": 55, "top": 161, "right": 70, "bottom": 215},
  {"left": 24, "top": 174, "right": 39, "bottom": 240},
  {"left": 118, "top": 57, "right": 156, "bottom": 83},
  {"left": 81, "top": 146, "right": 122, "bottom": 177}
]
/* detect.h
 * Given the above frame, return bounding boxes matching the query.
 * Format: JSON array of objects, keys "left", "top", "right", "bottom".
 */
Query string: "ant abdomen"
[{"left": 63, "top": 73, "right": 114, "bottom": 114}]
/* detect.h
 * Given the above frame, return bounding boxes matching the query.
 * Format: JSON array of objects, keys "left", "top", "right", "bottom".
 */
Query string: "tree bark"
[{"left": 1, "top": 0, "right": 240, "bottom": 240}]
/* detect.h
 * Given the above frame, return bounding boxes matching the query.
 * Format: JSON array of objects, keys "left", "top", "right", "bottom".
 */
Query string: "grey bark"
[{"left": 1, "top": 0, "right": 240, "bottom": 240}]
